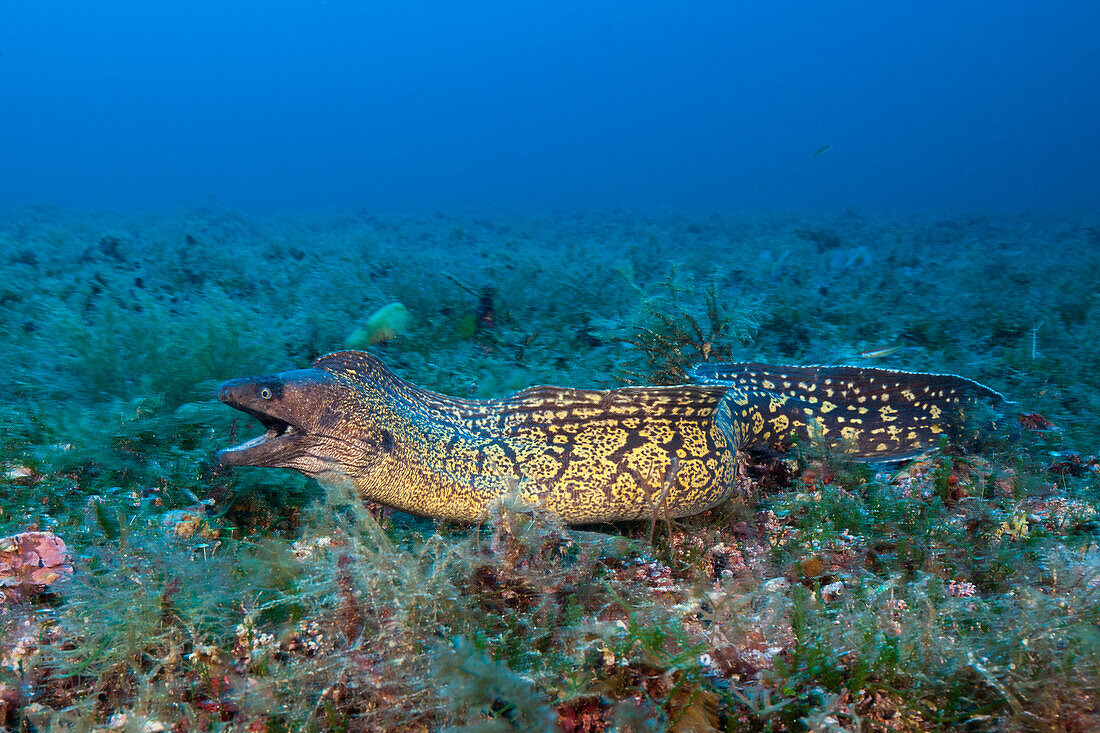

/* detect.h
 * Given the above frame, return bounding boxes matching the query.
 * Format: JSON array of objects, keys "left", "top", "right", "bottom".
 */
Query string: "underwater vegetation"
[
  {"left": 345, "top": 302, "right": 414, "bottom": 350},
  {"left": 0, "top": 208, "right": 1098, "bottom": 730}
]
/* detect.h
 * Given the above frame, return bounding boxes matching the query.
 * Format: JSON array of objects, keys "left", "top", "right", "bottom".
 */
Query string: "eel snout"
[{"left": 215, "top": 376, "right": 306, "bottom": 468}]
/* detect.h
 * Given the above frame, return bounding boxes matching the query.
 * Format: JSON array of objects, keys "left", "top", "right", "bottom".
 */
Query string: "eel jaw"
[{"left": 216, "top": 403, "right": 308, "bottom": 468}]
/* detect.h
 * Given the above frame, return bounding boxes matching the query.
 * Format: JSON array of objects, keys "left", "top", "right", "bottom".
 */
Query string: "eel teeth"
[{"left": 224, "top": 419, "right": 298, "bottom": 453}]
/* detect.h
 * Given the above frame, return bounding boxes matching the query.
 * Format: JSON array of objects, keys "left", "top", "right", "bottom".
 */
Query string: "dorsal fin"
[
  {"left": 690, "top": 362, "right": 1009, "bottom": 404},
  {"left": 311, "top": 350, "right": 388, "bottom": 377},
  {"left": 489, "top": 384, "right": 725, "bottom": 433},
  {"left": 311, "top": 350, "right": 444, "bottom": 411}
]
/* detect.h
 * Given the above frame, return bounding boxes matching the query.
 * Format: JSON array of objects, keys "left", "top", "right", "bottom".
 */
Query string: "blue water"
[{"left": 3, "top": 1, "right": 1097, "bottom": 213}]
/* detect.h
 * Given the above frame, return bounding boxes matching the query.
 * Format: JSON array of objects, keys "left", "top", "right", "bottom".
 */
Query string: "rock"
[
  {"left": 160, "top": 509, "right": 220, "bottom": 540},
  {"left": 762, "top": 576, "right": 790, "bottom": 593},
  {"left": 0, "top": 532, "right": 73, "bottom": 602},
  {"left": 3, "top": 464, "right": 37, "bottom": 484},
  {"left": 0, "top": 683, "right": 21, "bottom": 726},
  {"left": 800, "top": 555, "right": 826, "bottom": 579},
  {"left": 821, "top": 581, "right": 845, "bottom": 602}
]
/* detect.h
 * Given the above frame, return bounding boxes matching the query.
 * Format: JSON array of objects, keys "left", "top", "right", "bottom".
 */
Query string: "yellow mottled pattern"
[
  {"left": 695, "top": 362, "right": 1005, "bottom": 461},
  {"left": 295, "top": 352, "right": 1005, "bottom": 524}
]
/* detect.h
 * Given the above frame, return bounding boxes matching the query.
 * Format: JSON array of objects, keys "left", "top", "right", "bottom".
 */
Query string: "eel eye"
[{"left": 259, "top": 387, "right": 273, "bottom": 400}]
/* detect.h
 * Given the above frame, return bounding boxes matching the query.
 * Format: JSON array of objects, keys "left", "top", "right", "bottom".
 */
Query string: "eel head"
[{"left": 216, "top": 367, "right": 354, "bottom": 479}]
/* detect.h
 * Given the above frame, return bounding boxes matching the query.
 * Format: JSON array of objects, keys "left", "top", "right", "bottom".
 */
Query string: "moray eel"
[{"left": 215, "top": 351, "right": 1009, "bottom": 524}]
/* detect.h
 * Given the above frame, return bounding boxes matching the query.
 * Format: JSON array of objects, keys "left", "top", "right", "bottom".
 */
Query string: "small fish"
[
  {"left": 813, "top": 145, "right": 833, "bottom": 159},
  {"left": 858, "top": 345, "right": 903, "bottom": 359}
]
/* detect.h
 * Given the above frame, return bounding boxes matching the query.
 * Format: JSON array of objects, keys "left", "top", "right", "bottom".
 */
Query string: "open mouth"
[{"left": 217, "top": 405, "right": 304, "bottom": 467}]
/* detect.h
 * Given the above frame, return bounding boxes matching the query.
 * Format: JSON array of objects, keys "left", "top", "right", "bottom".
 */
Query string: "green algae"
[
  {"left": 0, "top": 208, "right": 1098, "bottom": 730},
  {"left": 346, "top": 301, "right": 413, "bottom": 348}
]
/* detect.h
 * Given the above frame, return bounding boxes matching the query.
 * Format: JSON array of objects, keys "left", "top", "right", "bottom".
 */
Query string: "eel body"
[{"left": 216, "top": 351, "right": 1009, "bottom": 524}]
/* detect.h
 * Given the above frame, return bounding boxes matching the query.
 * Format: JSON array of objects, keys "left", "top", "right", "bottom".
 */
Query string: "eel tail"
[{"left": 691, "top": 362, "right": 1012, "bottom": 461}]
